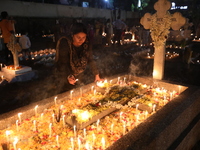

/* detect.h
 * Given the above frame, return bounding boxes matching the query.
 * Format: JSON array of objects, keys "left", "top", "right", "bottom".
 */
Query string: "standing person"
[
  {"left": 55, "top": 22, "right": 103, "bottom": 92},
  {"left": 0, "top": 11, "right": 15, "bottom": 64},
  {"left": 112, "top": 16, "right": 126, "bottom": 46},
  {"left": 105, "top": 18, "right": 112, "bottom": 46},
  {"left": 19, "top": 30, "right": 31, "bottom": 60}
]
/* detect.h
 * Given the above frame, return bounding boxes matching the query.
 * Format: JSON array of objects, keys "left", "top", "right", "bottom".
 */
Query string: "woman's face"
[{"left": 72, "top": 32, "right": 87, "bottom": 47}]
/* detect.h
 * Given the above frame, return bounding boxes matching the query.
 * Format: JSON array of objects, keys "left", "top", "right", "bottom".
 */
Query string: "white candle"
[
  {"left": 101, "top": 137, "right": 106, "bottom": 149},
  {"left": 96, "top": 119, "right": 100, "bottom": 131},
  {"left": 49, "top": 123, "right": 52, "bottom": 137},
  {"left": 93, "top": 89, "right": 96, "bottom": 96},
  {"left": 111, "top": 123, "right": 114, "bottom": 134},
  {"left": 54, "top": 96, "right": 57, "bottom": 105},
  {"left": 152, "top": 104, "right": 156, "bottom": 113},
  {"left": 70, "top": 90, "right": 74, "bottom": 100},
  {"left": 56, "top": 135, "right": 60, "bottom": 147},
  {"left": 123, "top": 121, "right": 126, "bottom": 135},
  {"left": 62, "top": 115, "right": 65, "bottom": 127},
  {"left": 5, "top": 130, "right": 11, "bottom": 143},
  {"left": 33, "top": 120, "right": 36, "bottom": 131},
  {"left": 178, "top": 85, "right": 181, "bottom": 94},
  {"left": 145, "top": 111, "right": 148, "bottom": 119},
  {"left": 73, "top": 125, "right": 76, "bottom": 137},
  {"left": 83, "top": 128, "right": 86, "bottom": 139},
  {"left": 18, "top": 113, "right": 22, "bottom": 123},
  {"left": 13, "top": 137, "right": 18, "bottom": 150},
  {"left": 136, "top": 104, "right": 139, "bottom": 111},
  {"left": 40, "top": 113, "right": 44, "bottom": 120},
  {"left": 119, "top": 112, "right": 123, "bottom": 122},
  {"left": 80, "top": 88, "right": 82, "bottom": 97},
  {"left": 78, "top": 136, "right": 81, "bottom": 150},
  {"left": 91, "top": 86, "right": 94, "bottom": 92},
  {"left": 92, "top": 133, "right": 96, "bottom": 146},
  {"left": 16, "top": 120, "right": 19, "bottom": 132},
  {"left": 124, "top": 77, "right": 126, "bottom": 83},
  {"left": 109, "top": 80, "right": 113, "bottom": 84},
  {"left": 71, "top": 137, "right": 74, "bottom": 150},
  {"left": 52, "top": 114, "right": 55, "bottom": 123},
  {"left": 117, "top": 77, "right": 120, "bottom": 84},
  {"left": 34, "top": 105, "right": 38, "bottom": 116}
]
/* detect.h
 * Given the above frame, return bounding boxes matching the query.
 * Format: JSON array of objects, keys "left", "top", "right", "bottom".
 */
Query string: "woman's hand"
[
  {"left": 94, "top": 74, "right": 104, "bottom": 82},
  {"left": 67, "top": 75, "right": 76, "bottom": 85}
]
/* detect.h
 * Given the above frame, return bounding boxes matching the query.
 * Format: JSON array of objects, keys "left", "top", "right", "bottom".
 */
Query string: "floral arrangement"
[{"left": 150, "top": 11, "right": 172, "bottom": 47}]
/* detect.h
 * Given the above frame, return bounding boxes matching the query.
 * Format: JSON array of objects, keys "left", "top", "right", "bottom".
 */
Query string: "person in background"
[
  {"left": 55, "top": 22, "right": 103, "bottom": 92},
  {"left": 112, "top": 16, "right": 126, "bottom": 46},
  {"left": 19, "top": 30, "right": 31, "bottom": 60},
  {"left": 0, "top": 11, "right": 15, "bottom": 64},
  {"left": 105, "top": 18, "right": 112, "bottom": 47}
]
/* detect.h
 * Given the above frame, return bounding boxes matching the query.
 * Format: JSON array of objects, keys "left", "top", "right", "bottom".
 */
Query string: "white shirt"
[{"left": 19, "top": 35, "right": 31, "bottom": 49}]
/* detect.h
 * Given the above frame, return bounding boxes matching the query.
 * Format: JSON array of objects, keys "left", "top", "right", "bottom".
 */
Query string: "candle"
[
  {"left": 73, "top": 125, "right": 76, "bottom": 137},
  {"left": 49, "top": 123, "right": 52, "bottom": 137},
  {"left": 52, "top": 114, "right": 55, "bottom": 123},
  {"left": 110, "top": 80, "right": 112, "bottom": 84},
  {"left": 83, "top": 128, "right": 86, "bottom": 139},
  {"left": 78, "top": 136, "right": 81, "bottom": 150},
  {"left": 96, "top": 119, "right": 100, "bottom": 131},
  {"left": 5, "top": 130, "right": 11, "bottom": 143},
  {"left": 54, "top": 96, "right": 57, "bottom": 105},
  {"left": 62, "top": 115, "right": 65, "bottom": 127},
  {"left": 145, "top": 111, "right": 148, "bottom": 119},
  {"left": 117, "top": 77, "right": 120, "bottom": 84},
  {"left": 119, "top": 112, "right": 123, "bottom": 122},
  {"left": 80, "top": 88, "right": 82, "bottom": 97},
  {"left": 93, "top": 89, "right": 96, "bottom": 96},
  {"left": 92, "top": 133, "right": 96, "bottom": 146},
  {"left": 111, "top": 123, "right": 114, "bottom": 134},
  {"left": 34, "top": 105, "right": 38, "bottom": 116},
  {"left": 152, "top": 104, "right": 156, "bottom": 113},
  {"left": 33, "top": 120, "right": 36, "bottom": 131},
  {"left": 178, "top": 86, "right": 181, "bottom": 94},
  {"left": 91, "top": 86, "right": 94, "bottom": 92},
  {"left": 56, "top": 135, "right": 60, "bottom": 147},
  {"left": 16, "top": 120, "right": 19, "bottom": 132},
  {"left": 40, "top": 113, "right": 44, "bottom": 120},
  {"left": 70, "top": 90, "right": 73, "bottom": 100},
  {"left": 13, "top": 137, "right": 18, "bottom": 150},
  {"left": 101, "top": 137, "right": 106, "bottom": 149},
  {"left": 124, "top": 77, "right": 126, "bottom": 83},
  {"left": 18, "top": 113, "right": 22, "bottom": 123},
  {"left": 136, "top": 104, "right": 139, "bottom": 111},
  {"left": 123, "top": 121, "right": 126, "bottom": 135},
  {"left": 70, "top": 137, "right": 74, "bottom": 150}
]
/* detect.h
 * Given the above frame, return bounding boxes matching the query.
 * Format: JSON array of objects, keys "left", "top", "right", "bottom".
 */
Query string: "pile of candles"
[{"left": 0, "top": 77, "right": 181, "bottom": 150}]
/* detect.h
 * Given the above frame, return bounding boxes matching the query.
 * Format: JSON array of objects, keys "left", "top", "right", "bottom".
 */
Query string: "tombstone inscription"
[{"left": 140, "top": 0, "right": 186, "bottom": 80}]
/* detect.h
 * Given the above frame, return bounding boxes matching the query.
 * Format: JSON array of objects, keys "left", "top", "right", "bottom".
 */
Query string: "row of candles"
[{"left": 2, "top": 77, "right": 181, "bottom": 149}]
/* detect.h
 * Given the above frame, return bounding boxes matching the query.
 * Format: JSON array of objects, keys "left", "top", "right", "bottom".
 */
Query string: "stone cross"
[{"left": 140, "top": 0, "right": 186, "bottom": 80}]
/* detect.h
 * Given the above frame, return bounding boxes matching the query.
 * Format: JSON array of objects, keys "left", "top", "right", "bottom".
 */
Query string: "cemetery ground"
[{"left": 0, "top": 38, "right": 200, "bottom": 116}]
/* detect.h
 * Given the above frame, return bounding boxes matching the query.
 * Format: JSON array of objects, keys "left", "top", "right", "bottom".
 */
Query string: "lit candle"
[
  {"left": 5, "top": 130, "right": 11, "bottom": 143},
  {"left": 152, "top": 104, "right": 156, "bottom": 113},
  {"left": 33, "top": 120, "right": 36, "bottom": 131},
  {"left": 78, "top": 136, "right": 81, "bottom": 150},
  {"left": 93, "top": 89, "right": 96, "bottom": 96},
  {"left": 34, "top": 105, "right": 38, "bottom": 116},
  {"left": 49, "top": 123, "right": 52, "bottom": 137},
  {"left": 123, "top": 121, "right": 126, "bottom": 135},
  {"left": 119, "top": 112, "right": 123, "bottom": 122},
  {"left": 13, "top": 137, "right": 18, "bottom": 150},
  {"left": 62, "top": 115, "right": 65, "bottom": 127},
  {"left": 16, "top": 120, "right": 19, "bottom": 132},
  {"left": 70, "top": 90, "right": 74, "bottom": 100},
  {"left": 52, "top": 114, "right": 55, "bottom": 123},
  {"left": 40, "top": 113, "right": 44, "bottom": 120},
  {"left": 136, "top": 104, "right": 139, "bottom": 111},
  {"left": 18, "top": 113, "right": 22, "bottom": 123},
  {"left": 70, "top": 137, "right": 74, "bottom": 150},
  {"left": 56, "top": 135, "right": 60, "bottom": 147},
  {"left": 117, "top": 77, "right": 120, "bottom": 84},
  {"left": 110, "top": 80, "right": 113, "bottom": 84},
  {"left": 73, "top": 125, "right": 76, "bottom": 137},
  {"left": 83, "top": 128, "right": 86, "bottom": 139},
  {"left": 101, "top": 137, "right": 106, "bottom": 149},
  {"left": 145, "top": 111, "right": 148, "bottom": 119},
  {"left": 54, "top": 96, "right": 57, "bottom": 106},
  {"left": 111, "top": 123, "right": 114, "bottom": 134},
  {"left": 96, "top": 119, "right": 100, "bottom": 131},
  {"left": 124, "top": 77, "right": 126, "bottom": 83}
]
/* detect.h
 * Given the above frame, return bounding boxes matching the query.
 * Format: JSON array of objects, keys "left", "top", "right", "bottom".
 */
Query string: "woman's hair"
[
  {"left": 1, "top": 11, "right": 8, "bottom": 19},
  {"left": 70, "top": 23, "right": 87, "bottom": 35}
]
